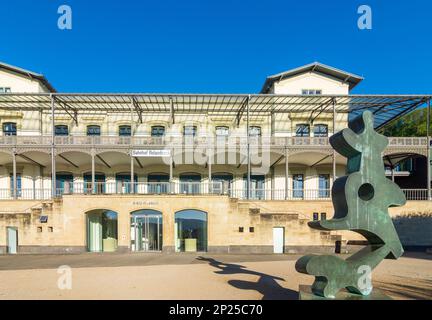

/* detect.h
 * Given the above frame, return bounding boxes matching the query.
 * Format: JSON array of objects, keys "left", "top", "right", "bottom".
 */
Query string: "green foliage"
[{"left": 382, "top": 108, "right": 430, "bottom": 137}]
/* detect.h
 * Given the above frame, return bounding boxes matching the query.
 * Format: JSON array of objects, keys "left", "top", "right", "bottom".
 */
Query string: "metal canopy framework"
[
  {"left": 0, "top": 92, "right": 431, "bottom": 201},
  {"left": 0, "top": 93, "right": 430, "bottom": 129}
]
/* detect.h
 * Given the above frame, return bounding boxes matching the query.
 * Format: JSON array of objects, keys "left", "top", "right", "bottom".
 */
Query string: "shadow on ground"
[
  {"left": 197, "top": 256, "right": 298, "bottom": 300},
  {"left": 375, "top": 276, "right": 432, "bottom": 300}
]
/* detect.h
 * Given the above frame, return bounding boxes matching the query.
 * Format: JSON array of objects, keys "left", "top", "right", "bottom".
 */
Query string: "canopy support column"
[
  {"left": 50, "top": 94, "right": 56, "bottom": 198},
  {"left": 332, "top": 99, "right": 337, "bottom": 184},
  {"left": 427, "top": 99, "right": 431, "bottom": 200},
  {"left": 285, "top": 146, "right": 289, "bottom": 200},
  {"left": 12, "top": 148, "right": 17, "bottom": 200},
  {"left": 91, "top": 149, "right": 95, "bottom": 194},
  {"left": 169, "top": 148, "right": 173, "bottom": 193},
  {"left": 246, "top": 95, "right": 251, "bottom": 200},
  {"left": 208, "top": 148, "right": 212, "bottom": 194},
  {"left": 130, "top": 155, "right": 135, "bottom": 194}
]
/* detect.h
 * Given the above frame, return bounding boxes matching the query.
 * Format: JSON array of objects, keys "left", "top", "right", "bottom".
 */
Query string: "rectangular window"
[
  {"left": 318, "top": 174, "right": 330, "bottom": 198},
  {"left": 0, "top": 87, "right": 11, "bottom": 93},
  {"left": 320, "top": 213, "right": 327, "bottom": 220},
  {"left": 151, "top": 126, "right": 165, "bottom": 137},
  {"left": 87, "top": 125, "right": 101, "bottom": 136},
  {"left": 55, "top": 125, "right": 69, "bottom": 136},
  {"left": 3, "top": 122, "right": 17, "bottom": 136},
  {"left": 183, "top": 125, "right": 197, "bottom": 136},
  {"left": 295, "top": 124, "right": 310, "bottom": 137},
  {"left": 314, "top": 124, "right": 328, "bottom": 137},
  {"left": 313, "top": 212, "right": 319, "bottom": 221},
  {"left": 119, "top": 125, "right": 132, "bottom": 136},
  {"left": 302, "top": 89, "right": 322, "bottom": 95},
  {"left": 292, "top": 174, "right": 304, "bottom": 198}
]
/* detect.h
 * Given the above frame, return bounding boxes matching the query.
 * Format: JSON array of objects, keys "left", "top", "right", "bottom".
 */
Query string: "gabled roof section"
[
  {"left": 260, "top": 62, "right": 364, "bottom": 93},
  {"left": 0, "top": 61, "right": 56, "bottom": 92}
]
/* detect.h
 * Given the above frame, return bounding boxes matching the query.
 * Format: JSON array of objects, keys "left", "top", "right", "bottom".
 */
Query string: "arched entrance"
[
  {"left": 86, "top": 209, "right": 118, "bottom": 252},
  {"left": 175, "top": 209, "right": 207, "bottom": 252},
  {"left": 130, "top": 209, "right": 163, "bottom": 252}
]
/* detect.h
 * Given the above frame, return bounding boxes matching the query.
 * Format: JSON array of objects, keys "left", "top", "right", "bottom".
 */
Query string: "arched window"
[
  {"left": 248, "top": 126, "right": 261, "bottom": 137},
  {"left": 3, "top": 122, "right": 17, "bottom": 136},
  {"left": 296, "top": 124, "right": 310, "bottom": 137},
  {"left": 183, "top": 125, "right": 197, "bottom": 137},
  {"left": 212, "top": 173, "right": 233, "bottom": 193},
  {"left": 151, "top": 126, "right": 165, "bottom": 137},
  {"left": 130, "top": 209, "right": 163, "bottom": 252},
  {"left": 55, "top": 125, "right": 69, "bottom": 136},
  {"left": 119, "top": 125, "right": 131, "bottom": 136},
  {"left": 215, "top": 126, "right": 229, "bottom": 137},
  {"left": 175, "top": 209, "right": 207, "bottom": 252},
  {"left": 314, "top": 124, "right": 328, "bottom": 137},
  {"left": 86, "top": 209, "right": 118, "bottom": 252},
  {"left": 87, "top": 125, "right": 101, "bottom": 136}
]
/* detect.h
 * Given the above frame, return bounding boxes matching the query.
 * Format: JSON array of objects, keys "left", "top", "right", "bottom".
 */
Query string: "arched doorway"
[
  {"left": 175, "top": 209, "right": 207, "bottom": 252},
  {"left": 86, "top": 209, "right": 118, "bottom": 252},
  {"left": 179, "top": 173, "right": 201, "bottom": 194},
  {"left": 83, "top": 172, "right": 106, "bottom": 194},
  {"left": 130, "top": 209, "right": 163, "bottom": 252},
  {"left": 56, "top": 172, "right": 74, "bottom": 195},
  {"left": 116, "top": 172, "right": 138, "bottom": 194}
]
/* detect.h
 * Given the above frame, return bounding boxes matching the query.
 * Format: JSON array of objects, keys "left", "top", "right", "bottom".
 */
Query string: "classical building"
[{"left": 0, "top": 61, "right": 431, "bottom": 254}]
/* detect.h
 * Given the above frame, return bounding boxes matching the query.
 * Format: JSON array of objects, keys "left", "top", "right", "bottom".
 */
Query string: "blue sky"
[{"left": 0, "top": 0, "right": 431, "bottom": 93}]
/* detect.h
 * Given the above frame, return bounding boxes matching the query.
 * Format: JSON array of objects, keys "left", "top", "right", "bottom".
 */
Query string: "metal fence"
[
  {"left": 0, "top": 135, "right": 427, "bottom": 148},
  {"left": 0, "top": 186, "right": 428, "bottom": 201}
]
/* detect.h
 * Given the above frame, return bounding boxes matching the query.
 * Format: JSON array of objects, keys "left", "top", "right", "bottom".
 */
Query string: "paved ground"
[{"left": 0, "top": 252, "right": 431, "bottom": 300}]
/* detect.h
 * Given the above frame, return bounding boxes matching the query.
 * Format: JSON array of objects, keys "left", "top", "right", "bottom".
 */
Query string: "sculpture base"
[{"left": 298, "top": 285, "right": 392, "bottom": 300}]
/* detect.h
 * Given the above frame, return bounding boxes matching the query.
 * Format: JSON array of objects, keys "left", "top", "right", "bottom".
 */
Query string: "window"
[
  {"left": 0, "top": 87, "right": 11, "bottom": 93},
  {"left": 215, "top": 126, "right": 229, "bottom": 137},
  {"left": 249, "top": 227, "right": 255, "bottom": 233},
  {"left": 175, "top": 209, "right": 208, "bottom": 252},
  {"left": 239, "top": 227, "right": 244, "bottom": 233},
  {"left": 180, "top": 174, "right": 201, "bottom": 194},
  {"left": 302, "top": 89, "right": 322, "bottom": 95},
  {"left": 293, "top": 174, "right": 304, "bottom": 198},
  {"left": 313, "top": 212, "right": 319, "bottom": 221},
  {"left": 295, "top": 124, "right": 310, "bottom": 137},
  {"left": 183, "top": 125, "right": 197, "bottom": 137},
  {"left": 151, "top": 126, "right": 165, "bottom": 137},
  {"left": 87, "top": 125, "right": 101, "bottom": 136},
  {"left": 55, "top": 125, "right": 69, "bottom": 136},
  {"left": 395, "top": 159, "right": 414, "bottom": 172},
  {"left": 314, "top": 124, "right": 328, "bottom": 137},
  {"left": 249, "top": 126, "right": 261, "bottom": 137},
  {"left": 119, "top": 125, "right": 131, "bottom": 136},
  {"left": 320, "top": 213, "right": 327, "bottom": 220},
  {"left": 3, "top": 122, "right": 17, "bottom": 136},
  {"left": 10, "top": 174, "right": 22, "bottom": 197},
  {"left": 244, "top": 174, "right": 265, "bottom": 200},
  {"left": 318, "top": 174, "right": 330, "bottom": 198},
  {"left": 148, "top": 174, "right": 170, "bottom": 193}
]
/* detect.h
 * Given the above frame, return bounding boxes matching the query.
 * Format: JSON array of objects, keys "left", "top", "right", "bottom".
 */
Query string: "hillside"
[{"left": 382, "top": 108, "right": 430, "bottom": 137}]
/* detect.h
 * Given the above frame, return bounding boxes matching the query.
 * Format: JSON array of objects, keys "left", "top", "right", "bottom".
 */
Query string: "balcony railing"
[
  {"left": 0, "top": 186, "right": 428, "bottom": 201},
  {"left": 0, "top": 135, "right": 427, "bottom": 148}
]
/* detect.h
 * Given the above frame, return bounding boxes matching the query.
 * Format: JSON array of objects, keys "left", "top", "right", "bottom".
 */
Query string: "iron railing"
[
  {"left": 0, "top": 186, "right": 428, "bottom": 201},
  {"left": 0, "top": 135, "right": 427, "bottom": 148}
]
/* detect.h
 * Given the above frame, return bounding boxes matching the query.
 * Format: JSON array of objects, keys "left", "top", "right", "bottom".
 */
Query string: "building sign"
[{"left": 131, "top": 149, "right": 171, "bottom": 157}]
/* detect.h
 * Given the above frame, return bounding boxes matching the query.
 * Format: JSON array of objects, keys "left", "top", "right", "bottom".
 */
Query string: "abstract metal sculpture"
[{"left": 296, "top": 111, "right": 406, "bottom": 299}]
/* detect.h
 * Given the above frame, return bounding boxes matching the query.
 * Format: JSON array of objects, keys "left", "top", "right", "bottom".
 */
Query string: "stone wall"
[{"left": 0, "top": 196, "right": 431, "bottom": 254}]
